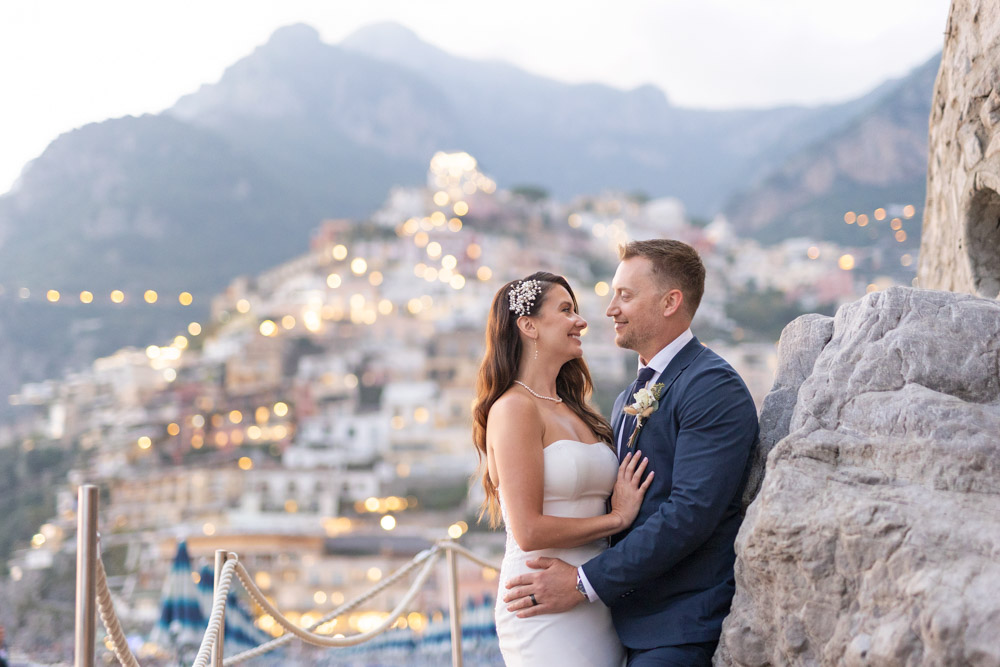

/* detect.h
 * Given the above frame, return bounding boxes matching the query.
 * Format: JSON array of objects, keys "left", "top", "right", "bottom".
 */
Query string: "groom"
[{"left": 504, "top": 239, "right": 759, "bottom": 665}]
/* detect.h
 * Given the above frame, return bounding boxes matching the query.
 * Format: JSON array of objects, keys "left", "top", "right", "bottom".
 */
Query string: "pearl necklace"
[{"left": 514, "top": 380, "right": 563, "bottom": 403}]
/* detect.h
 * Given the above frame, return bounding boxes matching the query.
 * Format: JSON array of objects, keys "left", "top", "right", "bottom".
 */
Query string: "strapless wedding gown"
[{"left": 495, "top": 439, "right": 626, "bottom": 667}]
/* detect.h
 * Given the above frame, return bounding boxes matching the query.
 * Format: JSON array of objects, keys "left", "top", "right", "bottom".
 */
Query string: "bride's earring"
[{"left": 534, "top": 339, "right": 539, "bottom": 361}]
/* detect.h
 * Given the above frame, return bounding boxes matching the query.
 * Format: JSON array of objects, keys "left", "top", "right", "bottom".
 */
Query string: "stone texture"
[
  {"left": 741, "top": 314, "right": 833, "bottom": 511},
  {"left": 918, "top": 0, "right": 1000, "bottom": 298},
  {"left": 719, "top": 287, "right": 1000, "bottom": 666}
]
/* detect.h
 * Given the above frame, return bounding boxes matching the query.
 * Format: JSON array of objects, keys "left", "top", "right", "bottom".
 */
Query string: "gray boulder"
[
  {"left": 719, "top": 287, "right": 1000, "bottom": 666},
  {"left": 742, "top": 313, "right": 834, "bottom": 511}
]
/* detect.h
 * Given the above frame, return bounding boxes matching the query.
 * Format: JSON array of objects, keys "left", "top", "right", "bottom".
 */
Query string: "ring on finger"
[{"left": 529, "top": 593, "right": 538, "bottom": 606}]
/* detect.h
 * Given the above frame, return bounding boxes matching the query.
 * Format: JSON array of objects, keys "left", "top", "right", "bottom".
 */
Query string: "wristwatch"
[{"left": 575, "top": 572, "right": 589, "bottom": 600}]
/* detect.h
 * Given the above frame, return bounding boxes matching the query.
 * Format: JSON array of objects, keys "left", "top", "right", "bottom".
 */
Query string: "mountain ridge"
[
  {"left": 722, "top": 54, "right": 939, "bottom": 243},
  {"left": 0, "top": 21, "right": 939, "bottom": 406}
]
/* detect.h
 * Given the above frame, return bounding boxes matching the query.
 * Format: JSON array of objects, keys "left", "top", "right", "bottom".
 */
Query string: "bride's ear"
[{"left": 516, "top": 315, "right": 538, "bottom": 339}]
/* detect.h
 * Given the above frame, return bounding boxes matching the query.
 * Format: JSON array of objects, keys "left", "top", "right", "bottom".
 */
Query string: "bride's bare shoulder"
[{"left": 487, "top": 389, "right": 541, "bottom": 428}]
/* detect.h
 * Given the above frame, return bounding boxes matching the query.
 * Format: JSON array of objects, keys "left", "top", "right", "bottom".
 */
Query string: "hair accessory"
[{"left": 509, "top": 279, "right": 542, "bottom": 317}]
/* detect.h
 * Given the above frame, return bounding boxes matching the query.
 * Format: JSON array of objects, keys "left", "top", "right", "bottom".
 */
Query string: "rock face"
[
  {"left": 740, "top": 314, "right": 834, "bottom": 510},
  {"left": 918, "top": 0, "right": 1000, "bottom": 298},
  {"left": 720, "top": 287, "right": 1000, "bottom": 665}
]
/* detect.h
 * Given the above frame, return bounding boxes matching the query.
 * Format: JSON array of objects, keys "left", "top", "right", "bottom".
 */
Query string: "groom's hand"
[{"left": 503, "top": 557, "right": 582, "bottom": 617}]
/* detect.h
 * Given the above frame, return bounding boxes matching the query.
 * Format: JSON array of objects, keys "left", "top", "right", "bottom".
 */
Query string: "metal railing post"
[
  {"left": 212, "top": 550, "right": 228, "bottom": 667},
  {"left": 74, "top": 484, "right": 99, "bottom": 667},
  {"left": 446, "top": 544, "right": 463, "bottom": 667}
]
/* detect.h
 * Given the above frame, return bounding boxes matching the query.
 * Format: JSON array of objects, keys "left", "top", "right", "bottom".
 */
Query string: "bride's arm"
[{"left": 488, "top": 394, "right": 650, "bottom": 551}]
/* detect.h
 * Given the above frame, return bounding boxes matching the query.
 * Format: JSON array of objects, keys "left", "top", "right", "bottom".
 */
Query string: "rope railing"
[
  {"left": 191, "top": 556, "right": 238, "bottom": 667},
  {"left": 223, "top": 543, "right": 440, "bottom": 664},
  {"left": 75, "top": 485, "right": 502, "bottom": 667},
  {"left": 95, "top": 550, "right": 141, "bottom": 667}
]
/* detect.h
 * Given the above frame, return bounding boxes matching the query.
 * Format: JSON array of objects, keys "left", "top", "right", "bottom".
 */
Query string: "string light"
[{"left": 2, "top": 284, "right": 212, "bottom": 311}]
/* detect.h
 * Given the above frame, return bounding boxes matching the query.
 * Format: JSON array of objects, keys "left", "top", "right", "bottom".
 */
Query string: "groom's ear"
[{"left": 661, "top": 288, "right": 685, "bottom": 318}]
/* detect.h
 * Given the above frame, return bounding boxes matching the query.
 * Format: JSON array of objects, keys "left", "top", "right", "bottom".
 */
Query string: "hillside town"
[{"left": 0, "top": 152, "right": 920, "bottom": 661}]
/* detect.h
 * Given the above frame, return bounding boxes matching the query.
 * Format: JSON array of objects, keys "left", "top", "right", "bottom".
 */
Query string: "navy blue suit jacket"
[{"left": 582, "top": 336, "right": 759, "bottom": 649}]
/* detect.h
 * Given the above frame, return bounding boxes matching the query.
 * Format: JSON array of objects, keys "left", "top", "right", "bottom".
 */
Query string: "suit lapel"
[
  {"left": 651, "top": 336, "right": 705, "bottom": 397},
  {"left": 611, "top": 389, "right": 629, "bottom": 435},
  {"left": 631, "top": 337, "right": 706, "bottom": 447}
]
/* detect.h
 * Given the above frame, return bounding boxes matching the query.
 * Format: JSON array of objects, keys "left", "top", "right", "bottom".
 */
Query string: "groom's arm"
[{"left": 582, "top": 365, "right": 757, "bottom": 604}]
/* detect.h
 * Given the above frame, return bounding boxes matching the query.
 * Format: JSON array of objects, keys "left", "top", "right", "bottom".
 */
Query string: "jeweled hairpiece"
[{"left": 508, "top": 279, "right": 542, "bottom": 317}]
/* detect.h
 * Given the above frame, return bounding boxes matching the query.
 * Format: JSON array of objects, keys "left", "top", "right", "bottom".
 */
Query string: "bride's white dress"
[{"left": 495, "top": 439, "right": 626, "bottom": 666}]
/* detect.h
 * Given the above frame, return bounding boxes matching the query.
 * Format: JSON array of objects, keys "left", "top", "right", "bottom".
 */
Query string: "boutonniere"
[{"left": 623, "top": 383, "right": 665, "bottom": 449}]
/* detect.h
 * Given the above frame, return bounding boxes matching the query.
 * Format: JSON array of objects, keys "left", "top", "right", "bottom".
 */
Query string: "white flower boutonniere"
[{"left": 622, "top": 382, "right": 665, "bottom": 449}]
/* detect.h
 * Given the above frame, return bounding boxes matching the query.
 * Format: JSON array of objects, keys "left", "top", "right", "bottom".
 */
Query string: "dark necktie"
[{"left": 619, "top": 366, "right": 657, "bottom": 458}]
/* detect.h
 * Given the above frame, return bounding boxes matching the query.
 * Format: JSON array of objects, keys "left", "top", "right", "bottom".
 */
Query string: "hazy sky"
[{"left": 0, "top": 0, "right": 950, "bottom": 194}]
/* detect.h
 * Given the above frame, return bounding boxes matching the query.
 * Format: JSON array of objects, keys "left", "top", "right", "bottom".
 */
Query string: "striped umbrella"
[
  {"left": 331, "top": 599, "right": 502, "bottom": 666},
  {"left": 150, "top": 540, "right": 206, "bottom": 656}
]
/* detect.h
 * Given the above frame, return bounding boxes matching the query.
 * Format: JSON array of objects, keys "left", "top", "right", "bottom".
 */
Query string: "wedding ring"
[{"left": 529, "top": 593, "right": 538, "bottom": 606}]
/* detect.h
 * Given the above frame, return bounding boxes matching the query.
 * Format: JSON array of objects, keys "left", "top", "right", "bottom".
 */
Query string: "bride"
[{"left": 473, "top": 272, "right": 652, "bottom": 667}]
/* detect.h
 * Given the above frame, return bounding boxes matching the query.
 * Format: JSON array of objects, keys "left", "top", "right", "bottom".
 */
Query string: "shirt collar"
[{"left": 639, "top": 328, "right": 694, "bottom": 377}]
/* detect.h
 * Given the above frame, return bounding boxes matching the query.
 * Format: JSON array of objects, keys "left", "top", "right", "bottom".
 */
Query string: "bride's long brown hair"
[{"left": 472, "top": 272, "right": 613, "bottom": 527}]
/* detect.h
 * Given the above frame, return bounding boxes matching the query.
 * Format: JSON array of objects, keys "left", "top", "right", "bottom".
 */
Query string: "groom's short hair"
[{"left": 619, "top": 239, "right": 705, "bottom": 317}]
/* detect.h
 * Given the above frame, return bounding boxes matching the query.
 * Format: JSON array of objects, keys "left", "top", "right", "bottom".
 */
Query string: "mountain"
[
  {"left": 722, "top": 54, "right": 940, "bottom": 244},
  {"left": 339, "top": 22, "right": 903, "bottom": 213},
  {"left": 0, "top": 22, "right": 939, "bottom": 408},
  {"left": 169, "top": 24, "right": 453, "bottom": 221},
  {"left": 0, "top": 114, "right": 306, "bottom": 294}
]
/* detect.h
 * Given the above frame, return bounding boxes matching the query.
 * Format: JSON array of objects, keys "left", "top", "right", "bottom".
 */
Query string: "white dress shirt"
[{"left": 579, "top": 328, "right": 694, "bottom": 603}]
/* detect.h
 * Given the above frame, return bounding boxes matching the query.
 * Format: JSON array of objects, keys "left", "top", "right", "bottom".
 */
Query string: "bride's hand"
[{"left": 609, "top": 450, "right": 653, "bottom": 530}]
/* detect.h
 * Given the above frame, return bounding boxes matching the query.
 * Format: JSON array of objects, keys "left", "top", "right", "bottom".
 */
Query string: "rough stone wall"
[
  {"left": 919, "top": 0, "right": 1000, "bottom": 298},
  {"left": 718, "top": 287, "right": 1000, "bottom": 666},
  {"left": 740, "top": 314, "right": 833, "bottom": 511}
]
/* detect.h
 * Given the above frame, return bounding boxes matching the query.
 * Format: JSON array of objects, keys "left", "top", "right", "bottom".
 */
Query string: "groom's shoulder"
[
  {"left": 686, "top": 341, "right": 735, "bottom": 374},
  {"left": 684, "top": 343, "right": 752, "bottom": 393}
]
